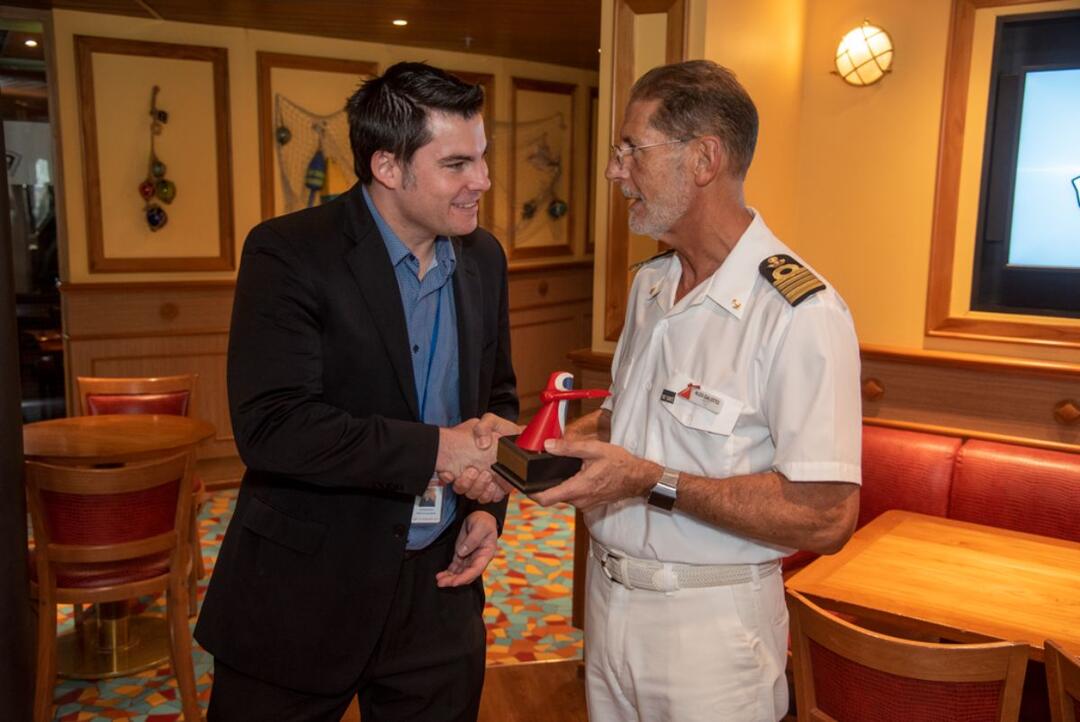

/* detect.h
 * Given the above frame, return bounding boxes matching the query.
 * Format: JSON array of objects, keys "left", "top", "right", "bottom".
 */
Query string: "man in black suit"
[{"left": 195, "top": 62, "right": 521, "bottom": 722}]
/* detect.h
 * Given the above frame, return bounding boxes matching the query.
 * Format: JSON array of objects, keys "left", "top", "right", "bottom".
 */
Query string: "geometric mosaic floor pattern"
[{"left": 48, "top": 490, "right": 582, "bottom": 721}]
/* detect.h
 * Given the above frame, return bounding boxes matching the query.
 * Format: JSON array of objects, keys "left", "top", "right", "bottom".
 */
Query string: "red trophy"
[{"left": 492, "top": 371, "right": 610, "bottom": 493}]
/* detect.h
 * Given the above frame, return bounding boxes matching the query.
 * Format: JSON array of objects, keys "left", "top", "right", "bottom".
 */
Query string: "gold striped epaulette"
[
  {"left": 630, "top": 248, "right": 676, "bottom": 272},
  {"left": 758, "top": 254, "right": 825, "bottom": 306}
]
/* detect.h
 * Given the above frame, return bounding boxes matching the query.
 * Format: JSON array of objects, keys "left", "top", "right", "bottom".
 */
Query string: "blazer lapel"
[
  {"left": 452, "top": 237, "right": 482, "bottom": 421},
  {"left": 343, "top": 187, "right": 420, "bottom": 420}
]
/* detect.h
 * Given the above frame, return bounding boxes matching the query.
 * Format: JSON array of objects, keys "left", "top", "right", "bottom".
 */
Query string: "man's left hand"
[
  {"left": 435, "top": 511, "right": 499, "bottom": 587},
  {"left": 531, "top": 438, "right": 660, "bottom": 511}
]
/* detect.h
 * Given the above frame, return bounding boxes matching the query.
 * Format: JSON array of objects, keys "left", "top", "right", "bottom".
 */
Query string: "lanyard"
[{"left": 418, "top": 289, "right": 443, "bottom": 422}]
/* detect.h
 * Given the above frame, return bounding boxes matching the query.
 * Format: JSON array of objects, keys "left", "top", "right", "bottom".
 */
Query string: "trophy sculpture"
[{"left": 492, "top": 371, "right": 610, "bottom": 493}]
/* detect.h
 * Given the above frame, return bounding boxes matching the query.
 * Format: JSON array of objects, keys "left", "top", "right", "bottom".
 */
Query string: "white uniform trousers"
[{"left": 584, "top": 552, "right": 789, "bottom": 722}]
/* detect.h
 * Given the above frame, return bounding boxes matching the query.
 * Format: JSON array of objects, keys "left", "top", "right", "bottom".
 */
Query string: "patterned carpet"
[{"left": 48, "top": 491, "right": 582, "bottom": 721}]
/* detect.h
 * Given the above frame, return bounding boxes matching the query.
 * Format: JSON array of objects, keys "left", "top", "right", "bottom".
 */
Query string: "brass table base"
[{"left": 57, "top": 613, "right": 172, "bottom": 679}]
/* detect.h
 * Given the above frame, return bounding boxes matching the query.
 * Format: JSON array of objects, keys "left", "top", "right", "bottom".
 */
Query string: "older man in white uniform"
[{"left": 533, "top": 61, "right": 862, "bottom": 721}]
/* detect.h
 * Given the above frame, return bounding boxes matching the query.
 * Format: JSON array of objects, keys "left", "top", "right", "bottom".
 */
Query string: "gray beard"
[{"left": 628, "top": 194, "right": 689, "bottom": 239}]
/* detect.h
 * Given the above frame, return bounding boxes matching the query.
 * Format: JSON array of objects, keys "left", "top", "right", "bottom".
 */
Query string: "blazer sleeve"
[{"left": 227, "top": 224, "right": 435, "bottom": 497}]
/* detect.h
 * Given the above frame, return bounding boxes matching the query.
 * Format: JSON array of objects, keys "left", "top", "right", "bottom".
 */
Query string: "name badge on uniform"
[
  {"left": 411, "top": 480, "right": 442, "bottom": 524},
  {"left": 669, "top": 382, "right": 723, "bottom": 414}
]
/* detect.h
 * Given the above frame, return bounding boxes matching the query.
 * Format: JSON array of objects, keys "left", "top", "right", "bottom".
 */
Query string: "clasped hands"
[{"left": 435, "top": 413, "right": 522, "bottom": 504}]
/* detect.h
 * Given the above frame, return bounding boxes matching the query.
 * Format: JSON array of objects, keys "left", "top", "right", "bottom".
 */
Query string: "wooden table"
[
  {"left": 23, "top": 413, "right": 215, "bottom": 678},
  {"left": 23, "top": 413, "right": 214, "bottom": 465},
  {"left": 786, "top": 510, "right": 1080, "bottom": 661}
]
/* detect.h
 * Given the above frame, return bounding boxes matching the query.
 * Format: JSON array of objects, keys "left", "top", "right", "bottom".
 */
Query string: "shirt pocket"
[{"left": 659, "top": 372, "right": 743, "bottom": 436}]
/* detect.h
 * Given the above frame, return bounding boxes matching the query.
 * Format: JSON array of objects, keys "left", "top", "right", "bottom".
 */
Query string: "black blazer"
[{"left": 194, "top": 184, "right": 518, "bottom": 695}]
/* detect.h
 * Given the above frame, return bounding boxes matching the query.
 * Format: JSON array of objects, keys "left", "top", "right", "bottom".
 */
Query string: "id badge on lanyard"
[{"left": 412, "top": 291, "right": 444, "bottom": 525}]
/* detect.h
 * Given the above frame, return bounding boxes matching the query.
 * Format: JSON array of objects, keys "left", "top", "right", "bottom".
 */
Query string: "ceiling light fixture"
[
  {"left": 392, "top": 19, "right": 408, "bottom": 27},
  {"left": 24, "top": 39, "right": 39, "bottom": 48}
]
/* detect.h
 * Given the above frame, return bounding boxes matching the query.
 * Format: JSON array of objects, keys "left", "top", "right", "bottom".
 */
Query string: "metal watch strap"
[{"left": 647, "top": 467, "right": 679, "bottom": 510}]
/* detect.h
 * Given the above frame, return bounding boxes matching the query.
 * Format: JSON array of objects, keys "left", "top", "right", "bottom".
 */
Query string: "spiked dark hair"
[{"left": 346, "top": 62, "right": 485, "bottom": 184}]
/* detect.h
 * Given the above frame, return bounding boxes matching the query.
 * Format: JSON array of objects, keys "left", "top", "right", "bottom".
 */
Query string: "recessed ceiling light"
[
  {"left": 25, "top": 39, "right": 39, "bottom": 48},
  {"left": 392, "top": 19, "right": 408, "bottom": 27}
]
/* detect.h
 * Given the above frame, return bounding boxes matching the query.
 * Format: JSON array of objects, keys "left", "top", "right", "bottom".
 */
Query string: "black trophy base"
[{"left": 491, "top": 435, "right": 582, "bottom": 493}]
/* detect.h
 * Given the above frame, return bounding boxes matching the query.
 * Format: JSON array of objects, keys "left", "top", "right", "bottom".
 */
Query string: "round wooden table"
[
  {"left": 23, "top": 413, "right": 215, "bottom": 678},
  {"left": 23, "top": 413, "right": 215, "bottom": 465}
]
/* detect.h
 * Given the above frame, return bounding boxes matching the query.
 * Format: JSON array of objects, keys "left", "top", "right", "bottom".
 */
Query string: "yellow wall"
[
  {"left": 590, "top": 0, "right": 1079, "bottom": 365},
  {"left": 702, "top": 0, "right": 806, "bottom": 243},
  {"left": 51, "top": 9, "right": 598, "bottom": 283}
]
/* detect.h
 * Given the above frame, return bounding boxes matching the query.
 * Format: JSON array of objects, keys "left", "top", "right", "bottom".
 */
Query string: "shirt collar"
[
  {"left": 699, "top": 209, "right": 784, "bottom": 320},
  {"left": 361, "top": 185, "right": 456, "bottom": 274}
]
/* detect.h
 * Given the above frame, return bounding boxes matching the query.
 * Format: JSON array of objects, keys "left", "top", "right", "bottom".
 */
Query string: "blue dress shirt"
[{"left": 362, "top": 186, "right": 461, "bottom": 550}]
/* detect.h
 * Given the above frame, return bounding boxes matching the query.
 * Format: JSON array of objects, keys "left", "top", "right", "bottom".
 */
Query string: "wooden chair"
[
  {"left": 76, "top": 374, "right": 208, "bottom": 609},
  {"left": 26, "top": 451, "right": 201, "bottom": 722},
  {"left": 787, "top": 590, "right": 1028, "bottom": 722},
  {"left": 1046, "top": 640, "right": 1080, "bottom": 722}
]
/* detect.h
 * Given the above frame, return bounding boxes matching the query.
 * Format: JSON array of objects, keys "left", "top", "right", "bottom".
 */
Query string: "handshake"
[{"left": 434, "top": 413, "right": 523, "bottom": 504}]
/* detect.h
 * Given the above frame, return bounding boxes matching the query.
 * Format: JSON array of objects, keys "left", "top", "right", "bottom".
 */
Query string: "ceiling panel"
[{"left": 9, "top": 0, "right": 601, "bottom": 69}]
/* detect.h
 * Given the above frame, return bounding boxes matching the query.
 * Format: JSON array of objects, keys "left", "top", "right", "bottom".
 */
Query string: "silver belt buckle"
[{"left": 600, "top": 550, "right": 620, "bottom": 583}]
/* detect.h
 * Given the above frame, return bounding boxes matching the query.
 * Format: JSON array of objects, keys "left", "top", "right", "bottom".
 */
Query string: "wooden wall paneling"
[
  {"left": 586, "top": 86, "right": 599, "bottom": 256},
  {"left": 508, "top": 264, "right": 593, "bottom": 417},
  {"left": 925, "top": 0, "right": 1080, "bottom": 348},
  {"left": 74, "top": 35, "right": 235, "bottom": 272},
  {"left": 255, "top": 52, "right": 379, "bottom": 220},
  {"left": 861, "top": 345, "right": 1080, "bottom": 452},
  {"left": 604, "top": 0, "right": 687, "bottom": 340},
  {"left": 61, "top": 282, "right": 236, "bottom": 458},
  {"left": 508, "top": 78, "right": 577, "bottom": 260}
]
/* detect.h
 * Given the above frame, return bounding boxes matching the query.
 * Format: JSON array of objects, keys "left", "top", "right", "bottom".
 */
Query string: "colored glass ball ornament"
[
  {"left": 145, "top": 204, "right": 168, "bottom": 231},
  {"left": 547, "top": 199, "right": 569, "bottom": 220},
  {"left": 151, "top": 160, "right": 166, "bottom": 178},
  {"left": 276, "top": 125, "right": 292, "bottom": 145},
  {"left": 138, "top": 180, "right": 155, "bottom": 200},
  {"left": 155, "top": 179, "right": 176, "bottom": 204}
]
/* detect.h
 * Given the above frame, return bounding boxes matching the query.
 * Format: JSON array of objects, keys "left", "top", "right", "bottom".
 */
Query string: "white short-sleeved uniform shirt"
[{"left": 587, "top": 211, "right": 862, "bottom": 565}]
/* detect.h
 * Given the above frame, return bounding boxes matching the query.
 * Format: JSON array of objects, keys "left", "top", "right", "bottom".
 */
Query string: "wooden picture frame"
[
  {"left": 256, "top": 52, "right": 377, "bottom": 219},
  {"left": 604, "top": 0, "right": 688, "bottom": 340},
  {"left": 509, "top": 77, "right": 576, "bottom": 260},
  {"left": 448, "top": 70, "right": 496, "bottom": 231},
  {"left": 75, "top": 35, "right": 234, "bottom": 273},
  {"left": 925, "top": 0, "right": 1080, "bottom": 348}
]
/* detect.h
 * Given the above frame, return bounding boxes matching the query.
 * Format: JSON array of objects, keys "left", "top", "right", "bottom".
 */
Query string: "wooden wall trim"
[
  {"left": 572, "top": 344, "right": 1080, "bottom": 380},
  {"left": 604, "top": 0, "right": 687, "bottom": 341},
  {"left": 61, "top": 280, "right": 238, "bottom": 292},
  {"left": 864, "top": 417, "right": 1078, "bottom": 455},
  {"left": 924, "top": 0, "right": 1080, "bottom": 349},
  {"left": 567, "top": 347, "right": 614, "bottom": 371},
  {"left": 509, "top": 259, "right": 594, "bottom": 274},
  {"left": 862, "top": 344, "right": 1080, "bottom": 380}
]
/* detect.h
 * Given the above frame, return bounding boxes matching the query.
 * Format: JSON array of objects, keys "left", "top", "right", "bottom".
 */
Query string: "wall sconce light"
[{"left": 835, "top": 20, "right": 894, "bottom": 86}]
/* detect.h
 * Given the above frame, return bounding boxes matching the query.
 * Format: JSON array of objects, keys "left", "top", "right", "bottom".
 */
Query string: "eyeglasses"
[{"left": 609, "top": 139, "right": 692, "bottom": 169}]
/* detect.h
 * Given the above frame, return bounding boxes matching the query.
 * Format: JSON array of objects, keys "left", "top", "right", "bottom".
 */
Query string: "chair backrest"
[
  {"left": 76, "top": 374, "right": 198, "bottom": 417},
  {"left": 1047, "top": 640, "right": 1080, "bottom": 722},
  {"left": 949, "top": 440, "right": 1080, "bottom": 543},
  {"left": 25, "top": 451, "right": 194, "bottom": 570},
  {"left": 787, "top": 590, "right": 1029, "bottom": 722}
]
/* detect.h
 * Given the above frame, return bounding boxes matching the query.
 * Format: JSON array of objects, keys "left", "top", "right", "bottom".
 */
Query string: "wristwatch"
[{"left": 646, "top": 467, "right": 680, "bottom": 511}]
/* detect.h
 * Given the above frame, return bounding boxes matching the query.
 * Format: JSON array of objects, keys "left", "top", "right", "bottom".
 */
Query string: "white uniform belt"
[{"left": 591, "top": 539, "right": 779, "bottom": 593}]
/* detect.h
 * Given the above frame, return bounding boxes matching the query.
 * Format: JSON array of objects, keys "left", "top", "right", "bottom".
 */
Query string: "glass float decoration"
[{"left": 139, "top": 85, "right": 176, "bottom": 231}]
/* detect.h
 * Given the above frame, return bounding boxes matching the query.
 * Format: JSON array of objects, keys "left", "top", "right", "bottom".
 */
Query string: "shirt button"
[
  {"left": 412, "top": 344, "right": 419, "bottom": 353},
  {"left": 646, "top": 382, "right": 653, "bottom": 391}
]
